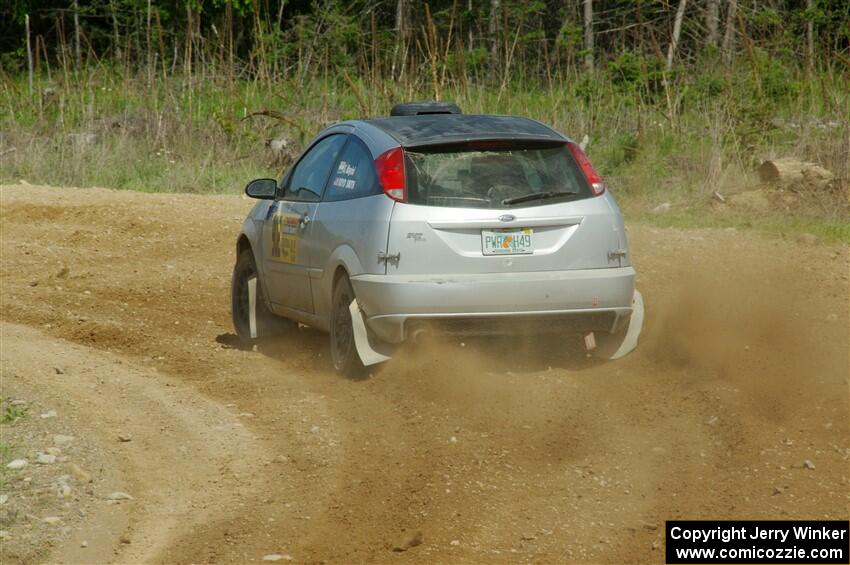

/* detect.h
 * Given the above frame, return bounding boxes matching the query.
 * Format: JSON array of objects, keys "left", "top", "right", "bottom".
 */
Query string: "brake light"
[
  {"left": 567, "top": 142, "right": 606, "bottom": 196},
  {"left": 375, "top": 146, "right": 406, "bottom": 202}
]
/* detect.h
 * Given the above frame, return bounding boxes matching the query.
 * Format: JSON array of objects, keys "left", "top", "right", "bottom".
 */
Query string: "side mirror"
[{"left": 245, "top": 178, "right": 277, "bottom": 199}]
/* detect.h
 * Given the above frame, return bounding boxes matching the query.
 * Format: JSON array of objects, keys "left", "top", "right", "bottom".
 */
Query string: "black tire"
[
  {"left": 231, "top": 251, "right": 294, "bottom": 343},
  {"left": 330, "top": 274, "right": 366, "bottom": 378}
]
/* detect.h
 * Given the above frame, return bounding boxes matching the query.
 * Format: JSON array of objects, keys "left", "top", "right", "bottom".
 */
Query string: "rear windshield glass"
[{"left": 404, "top": 142, "right": 592, "bottom": 209}]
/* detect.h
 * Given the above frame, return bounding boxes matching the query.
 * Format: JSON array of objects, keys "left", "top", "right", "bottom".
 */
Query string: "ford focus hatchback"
[{"left": 232, "top": 102, "right": 643, "bottom": 376}]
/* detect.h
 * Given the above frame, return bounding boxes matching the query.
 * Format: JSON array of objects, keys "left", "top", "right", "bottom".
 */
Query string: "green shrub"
[
  {"left": 607, "top": 51, "right": 666, "bottom": 98},
  {"left": 1, "top": 399, "right": 27, "bottom": 425}
]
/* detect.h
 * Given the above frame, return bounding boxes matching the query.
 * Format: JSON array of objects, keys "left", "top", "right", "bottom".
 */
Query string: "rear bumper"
[{"left": 351, "top": 267, "right": 636, "bottom": 343}]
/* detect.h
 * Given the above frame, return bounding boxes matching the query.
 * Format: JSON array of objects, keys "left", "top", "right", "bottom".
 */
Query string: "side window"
[
  {"left": 282, "top": 134, "right": 347, "bottom": 202},
  {"left": 324, "top": 137, "right": 380, "bottom": 202}
]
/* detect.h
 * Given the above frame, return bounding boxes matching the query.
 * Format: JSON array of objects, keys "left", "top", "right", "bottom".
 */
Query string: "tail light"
[
  {"left": 567, "top": 142, "right": 606, "bottom": 196},
  {"left": 375, "top": 146, "right": 406, "bottom": 202}
]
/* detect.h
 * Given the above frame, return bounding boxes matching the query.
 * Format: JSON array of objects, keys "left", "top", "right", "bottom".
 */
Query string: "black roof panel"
[{"left": 363, "top": 114, "right": 564, "bottom": 147}]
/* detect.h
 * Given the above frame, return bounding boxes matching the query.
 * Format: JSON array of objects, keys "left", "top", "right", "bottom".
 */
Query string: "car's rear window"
[{"left": 404, "top": 141, "right": 592, "bottom": 209}]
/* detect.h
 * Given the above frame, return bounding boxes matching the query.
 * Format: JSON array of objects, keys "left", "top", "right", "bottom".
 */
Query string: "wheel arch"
[
  {"left": 332, "top": 264, "right": 349, "bottom": 290},
  {"left": 233, "top": 232, "right": 275, "bottom": 312},
  {"left": 236, "top": 233, "right": 253, "bottom": 258},
  {"left": 314, "top": 244, "right": 364, "bottom": 328}
]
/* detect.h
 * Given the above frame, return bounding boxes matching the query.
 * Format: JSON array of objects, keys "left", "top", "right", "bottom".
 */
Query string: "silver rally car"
[{"left": 232, "top": 102, "right": 643, "bottom": 376}]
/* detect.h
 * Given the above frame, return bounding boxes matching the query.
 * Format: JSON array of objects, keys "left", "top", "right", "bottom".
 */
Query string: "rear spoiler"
[
  {"left": 402, "top": 135, "right": 568, "bottom": 150},
  {"left": 390, "top": 101, "right": 462, "bottom": 116}
]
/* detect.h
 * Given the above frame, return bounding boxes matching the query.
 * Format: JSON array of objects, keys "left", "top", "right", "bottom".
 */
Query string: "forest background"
[{"left": 1, "top": 0, "right": 848, "bottom": 240}]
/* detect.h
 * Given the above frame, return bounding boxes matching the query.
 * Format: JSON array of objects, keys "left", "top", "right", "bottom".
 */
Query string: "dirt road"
[{"left": 1, "top": 184, "right": 848, "bottom": 563}]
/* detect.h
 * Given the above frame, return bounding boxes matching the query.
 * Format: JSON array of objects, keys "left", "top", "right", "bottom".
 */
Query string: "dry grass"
[{"left": 1, "top": 67, "right": 847, "bottom": 240}]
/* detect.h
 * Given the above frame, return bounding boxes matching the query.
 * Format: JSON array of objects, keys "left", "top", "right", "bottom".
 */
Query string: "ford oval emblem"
[{"left": 498, "top": 214, "right": 515, "bottom": 222}]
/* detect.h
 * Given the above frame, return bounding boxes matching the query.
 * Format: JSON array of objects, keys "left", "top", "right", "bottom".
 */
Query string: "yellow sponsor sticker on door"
[{"left": 271, "top": 211, "right": 301, "bottom": 263}]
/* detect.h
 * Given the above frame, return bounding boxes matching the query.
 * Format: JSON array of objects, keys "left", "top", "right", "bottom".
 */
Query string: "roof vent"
[{"left": 390, "top": 101, "right": 463, "bottom": 117}]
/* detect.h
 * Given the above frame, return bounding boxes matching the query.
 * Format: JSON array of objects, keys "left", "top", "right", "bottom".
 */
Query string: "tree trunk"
[
  {"left": 73, "top": 0, "right": 81, "bottom": 69},
  {"left": 489, "top": 0, "right": 501, "bottom": 80},
  {"left": 395, "top": 0, "right": 406, "bottom": 38},
  {"left": 758, "top": 159, "right": 834, "bottom": 187},
  {"left": 805, "top": 0, "right": 814, "bottom": 80},
  {"left": 146, "top": 0, "right": 152, "bottom": 85},
  {"left": 394, "top": 0, "right": 408, "bottom": 79},
  {"left": 227, "top": 1, "right": 234, "bottom": 84},
  {"left": 26, "top": 14, "right": 33, "bottom": 96},
  {"left": 185, "top": 5, "right": 193, "bottom": 79},
  {"left": 467, "top": 0, "right": 473, "bottom": 51},
  {"left": 721, "top": 0, "right": 737, "bottom": 65},
  {"left": 737, "top": 13, "right": 761, "bottom": 97},
  {"left": 583, "top": 0, "right": 594, "bottom": 71},
  {"left": 706, "top": 0, "right": 720, "bottom": 48},
  {"left": 666, "top": 0, "right": 688, "bottom": 71},
  {"left": 110, "top": 0, "right": 121, "bottom": 60}
]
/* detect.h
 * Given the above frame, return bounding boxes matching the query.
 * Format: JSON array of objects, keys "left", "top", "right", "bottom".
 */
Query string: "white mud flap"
[
  {"left": 349, "top": 299, "right": 393, "bottom": 366},
  {"left": 596, "top": 289, "right": 644, "bottom": 360},
  {"left": 247, "top": 276, "right": 258, "bottom": 339}
]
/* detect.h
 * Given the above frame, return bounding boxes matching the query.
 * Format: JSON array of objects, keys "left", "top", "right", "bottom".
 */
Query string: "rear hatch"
[{"left": 385, "top": 140, "right": 623, "bottom": 275}]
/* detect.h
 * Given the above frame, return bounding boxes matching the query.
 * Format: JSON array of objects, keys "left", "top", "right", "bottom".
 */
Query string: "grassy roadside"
[
  {"left": 630, "top": 208, "right": 850, "bottom": 244},
  {"left": 0, "top": 398, "right": 27, "bottom": 491},
  {"left": 1, "top": 68, "right": 847, "bottom": 242}
]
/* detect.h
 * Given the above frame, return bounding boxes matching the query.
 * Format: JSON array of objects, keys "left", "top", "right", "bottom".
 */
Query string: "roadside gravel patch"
[
  {"left": 1, "top": 321, "right": 271, "bottom": 563},
  {"left": 0, "top": 394, "right": 110, "bottom": 563}
]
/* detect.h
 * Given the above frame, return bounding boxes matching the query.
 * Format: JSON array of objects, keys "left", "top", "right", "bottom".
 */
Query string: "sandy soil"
[
  {"left": 0, "top": 183, "right": 848, "bottom": 564},
  {"left": 1, "top": 322, "right": 263, "bottom": 564}
]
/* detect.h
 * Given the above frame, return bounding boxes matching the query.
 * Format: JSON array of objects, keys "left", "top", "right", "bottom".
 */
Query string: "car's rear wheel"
[
  {"left": 330, "top": 274, "right": 366, "bottom": 378},
  {"left": 231, "top": 251, "right": 294, "bottom": 343}
]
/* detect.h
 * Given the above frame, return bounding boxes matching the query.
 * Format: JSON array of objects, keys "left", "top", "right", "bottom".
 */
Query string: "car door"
[
  {"left": 309, "top": 134, "right": 395, "bottom": 317},
  {"left": 263, "top": 133, "right": 347, "bottom": 313}
]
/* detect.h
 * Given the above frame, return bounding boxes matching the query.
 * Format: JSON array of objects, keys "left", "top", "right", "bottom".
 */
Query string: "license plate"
[{"left": 482, "top": 228, "right": 533, "bottom": 255}]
